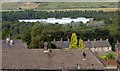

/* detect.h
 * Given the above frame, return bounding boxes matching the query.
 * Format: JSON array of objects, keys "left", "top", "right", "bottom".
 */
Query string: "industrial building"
[{"left": 19, "top": 17, "right": 93, "bottom": 24}]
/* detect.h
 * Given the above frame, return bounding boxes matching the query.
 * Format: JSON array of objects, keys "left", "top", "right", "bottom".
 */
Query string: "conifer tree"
[
  {"left": 78, "top": 38, "right": 85, "bottom": 49},
  {"left": 69, "top": 33, "right": 78, "bottom": 49}
]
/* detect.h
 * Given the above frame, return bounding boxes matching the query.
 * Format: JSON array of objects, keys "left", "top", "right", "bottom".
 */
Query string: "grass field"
[
  {"left": 1, "top": 2, "right": 118, "bottom": 11},
  {"left": 37, "top": 8, "right": 118, "bottom": 12},
  {"left": 1, "top": 2, "right": 18, "bottom": 10},
  {"left": 37, "top": 2, "right": 118, "bottom": 10}
]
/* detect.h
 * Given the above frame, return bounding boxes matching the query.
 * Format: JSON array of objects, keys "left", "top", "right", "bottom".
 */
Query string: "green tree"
[
  {"left": 78, "top": 38, "right": 85, "bottom": 49},
  {"left": 69, "top": 33, "right": 78, "bottom": 49},
  {"left": 100, "top": 52, "right": 116, "bottom": 59},
  {"left": 29, "top": 22, "right": 45, "bottom": 48}
]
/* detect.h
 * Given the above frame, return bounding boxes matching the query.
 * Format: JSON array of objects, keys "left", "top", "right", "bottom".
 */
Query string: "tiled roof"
[{"left": 1, "top": 49, "right": 105, "bottom": 69}]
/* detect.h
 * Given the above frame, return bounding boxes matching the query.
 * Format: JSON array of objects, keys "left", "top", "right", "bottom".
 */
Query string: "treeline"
[
  {"left": 2, "top": 10, "right": 120, "bottom": 50},
  {"left": 2, "top": 21, "right": 120, "bottom": 50},
  {"left": 2, "top": 10, "right": 118, "bottom": 21}
]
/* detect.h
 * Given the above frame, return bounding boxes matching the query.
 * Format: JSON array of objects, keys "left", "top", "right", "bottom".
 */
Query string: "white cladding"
[{"left": 19, "top": 17, "right": 91, "bottom": 24}]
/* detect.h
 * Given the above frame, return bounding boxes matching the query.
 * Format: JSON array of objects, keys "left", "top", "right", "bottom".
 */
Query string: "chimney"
[
  {"left": 44, "top": 42, "right": 49, "bottom": 53},
  {"left": 44, "top": 42, "right": 48, "bottom": 50},
  {"left": 9, "top": 39, "right": 13, "bottom": 45},
  {"left": 6, "top": 38, "right": 10, "bottom": 43},
  {"left": 67, "top": 38, "right": 69, "bottom": 43},
  {"left": 106, "top": 39, "right": 109, "bottom": 42},
  {"left": 100, "top": 38, "right": 102, "bottom": 42},
  {"left": 53, "top": 38, "right": 56, "bottom": 43},
  {"left": 94, "top": 39, "right": 96, "bottom": 42},
  {"left": 87, "top": 39, "right": 90, "bottom": 42},
  {"left": 117, "top": 41, "right": 119, "bottom": 44},
  {"left": 60, "top": 38, "right": 63, "bottom": 42}
]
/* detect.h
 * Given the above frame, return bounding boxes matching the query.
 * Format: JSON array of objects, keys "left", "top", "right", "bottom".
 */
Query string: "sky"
[{"left": 0, "top": 0, "right": 120, "bottom": 2}]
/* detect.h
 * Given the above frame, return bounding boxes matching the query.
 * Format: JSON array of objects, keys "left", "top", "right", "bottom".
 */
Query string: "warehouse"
[{"left": 19, "top": 17, "right": 93, "bottom": 24}]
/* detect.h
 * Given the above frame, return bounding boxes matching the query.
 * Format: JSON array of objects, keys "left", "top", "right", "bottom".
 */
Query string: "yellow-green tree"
[
  {"left": 78, "top": 38, "right": 85, "bottom": 49},
  {"left": 69, "top": 33, "right": 78, "bottom": 49}
]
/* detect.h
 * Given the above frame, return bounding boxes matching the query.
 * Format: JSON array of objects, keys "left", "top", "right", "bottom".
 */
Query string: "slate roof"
[
  {"left": 51, "top": 41, "right": 69, "bottom": 48},
  {"left": 1, "top": 39, "right": 28, "bottom": 49},
  {"left": 84, "top": 40, "right": 111, "bottom": 48},
  {"left": 84, "top": 41, "right": 93, "bottom": 48},
  {"left": 94, "top": 40, "right": 111, "bottom": 47},
  {"left": 1, "top": 48, "right": 105, "bottom": 70},
  {"left": 52, "top": 39, "right": 111, "bottom": 48}
]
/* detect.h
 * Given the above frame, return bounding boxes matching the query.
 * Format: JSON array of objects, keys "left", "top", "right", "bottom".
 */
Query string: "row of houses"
[
  {"left": 51, "top": 38, "right": 112, "bottom": 52},
  {"left": 19, "top": 17, "right": 93, "bottom": 24}
]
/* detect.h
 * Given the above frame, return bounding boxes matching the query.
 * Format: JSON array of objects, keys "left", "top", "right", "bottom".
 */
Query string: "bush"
[{"left": 100, "top": 52, "right": 116, "bottom": 60}]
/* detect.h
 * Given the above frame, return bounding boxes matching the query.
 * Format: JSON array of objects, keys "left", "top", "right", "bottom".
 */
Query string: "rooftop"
[
  {"left": 84, "top": 39, "right": 111, "bottom": 48},
  {"left": 52, "top": 39, "right": 111, "bottom": 48},
  {"left": 1, "top": 39, "right": 28, "bottom": 50},
  {"left": 1, "top": 48, "right": 104, "bottom": 69}
]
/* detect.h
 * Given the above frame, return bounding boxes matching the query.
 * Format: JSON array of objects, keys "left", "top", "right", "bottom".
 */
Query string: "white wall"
[{"left": 19, "top": 17, "right": 91, "bottom": 24}]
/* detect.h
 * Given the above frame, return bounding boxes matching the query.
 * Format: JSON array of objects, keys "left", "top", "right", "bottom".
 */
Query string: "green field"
[
  {"left": 1, "top": 2, "right": 118, "bottom": 11},
  {"left": 37, "top": 2, "right": 118, "bottom": 10},
  {"left": 1, "top": 2, "right": 18, "bottom": 10}
]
